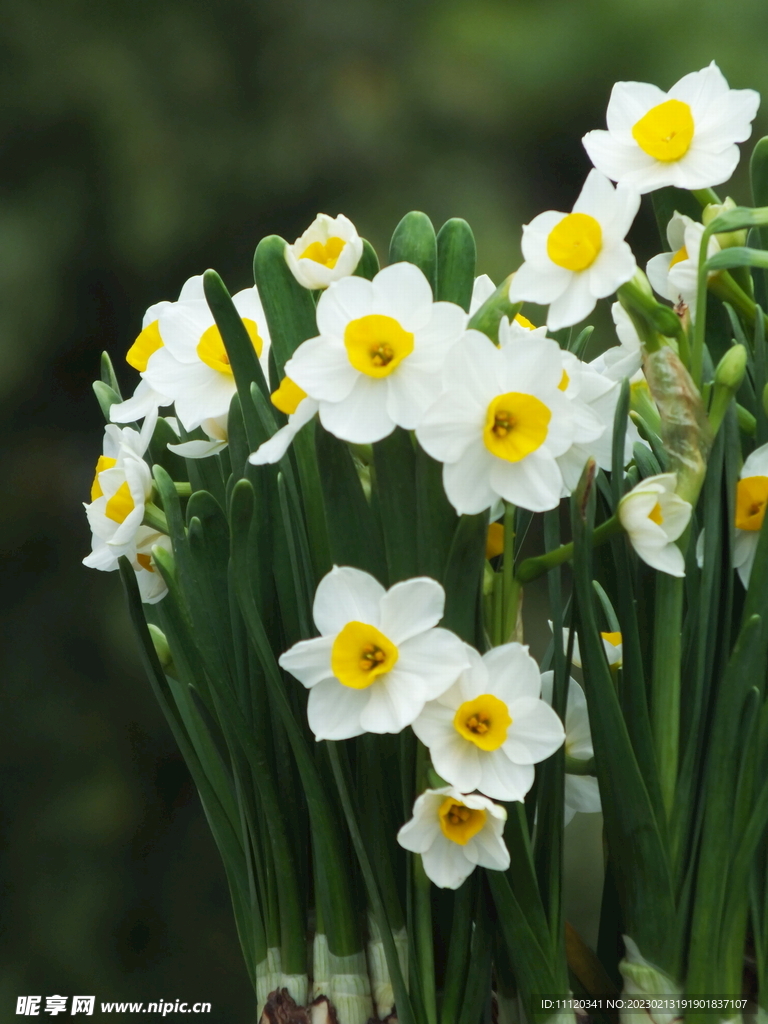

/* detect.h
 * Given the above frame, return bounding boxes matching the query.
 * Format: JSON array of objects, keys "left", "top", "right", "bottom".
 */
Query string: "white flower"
[
  {"left": 285, "top": 213, "right": 364, "bottom": 290},
  {"left": 249, "top": 377, "right": 319, "bottom": 466},
  {"left": 396, "top": 786, "right": 509, "bottom": 889},
  {"left": 539, "top": 672, "right": 601, "bottom": 825},
  {"left": 469, "top": 274, "right": 496, "bottom": 315},
  {"left": 134, "top": 528, "right": 173, "bottom": 603},
  {"left": 411, "top": 643, "right": 565, "bottom": 802},
  {"left": 83, "top": 411, "right": 157, "bottom": 571},
  {"left": 583, "top": 62, "right": 760, "bottom": 194},
  {"left": 168, "top": 414, "right": 229, "bottom": 460},
  {"left": 285, "top": 264, "right": 467, "bottom": 444},
  {"left": 128, "top": 275, "right": 271, "bottom": 431},
  {"left": 416, "top": 329, "right": 577, "bottom": 514},
  {"left": 646, "top": 212, "right": 720, "bottom": 314},
  {"left": 618, "top": 473, "right": 692, "bottom": 576},
  {"left": 508, "top": 170, "right": 640, "bottom": 331},
  {"left": 588, "top": 303, "right": 644, "bottom": 383},
  {"left": 733, "top": 443, "right": 768, "bottom": 588},
  {"left": 278, "top": 567, "right": 469, "bottom": 741}
]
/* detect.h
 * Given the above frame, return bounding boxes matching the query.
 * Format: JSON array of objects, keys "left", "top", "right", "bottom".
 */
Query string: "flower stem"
[
  {"left": 413, "top": 742, "right": 437, "bottom": 1024},
  {"left": 515, "top": 515, "right": 622, "bottom": 584},
  {"left": 651, "top": 572, "right": 684, "bottom": 820},
  {"left": 502, "top": 502, "right": 521, "bottom": 642},
  {"left": 691, "top": 187, "right": 721, "bottom": 207},
  {"left": 143, "top": 501, "right": 169, "bottom": 534}
]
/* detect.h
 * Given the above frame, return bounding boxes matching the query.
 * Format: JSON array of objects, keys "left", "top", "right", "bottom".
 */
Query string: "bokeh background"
[{"left": 3, "top": 0, "right": 768, "bottom": 1018}]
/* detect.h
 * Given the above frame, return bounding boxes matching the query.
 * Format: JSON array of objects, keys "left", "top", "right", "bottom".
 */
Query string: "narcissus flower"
[
  {"left": 83, "top": 413, "right": 157, "bottom": 571},
  {"left": 539, "top": 672, "right": 601, "bottom": 826},
  {"left": 416, "top": 330, "right": 577, "bottom": 513},
  {"left": 285, "top": 213, "right": 364, "bottom": 290},
  {"left": 278, "top": 567, "right": 469, "bottom": 741},
  {"left": 618, "top": 473, "right": 692, "bottom": 576},
  {"left": 411, "top": 643, "right": 565, "bottom": 802},
  {"left": 509, "top": 171, "right": 640, "bottom": 331},
  {"left": 248, "top": 377, "right": 320, "bottom": 466},
  {"left": 285, "top": 264, "right": 467, "bottom": 444},
  {"left": 583, "top": 63, "right": 760, "bottom": 194},
  {"left": 127, "top": 275, "right": 271, "bottom": 431},
  {"left": 646, "top": 213, "right": 720, "bottom": 314},
  {"left": 550, "top": 622, "right": 623, "bottom": 670},
  {"left": 733, "top": 443, "right": 768, "bottom": 588},
  {"left": 396, "top": 787, "right": 509, "bottom": 889}
]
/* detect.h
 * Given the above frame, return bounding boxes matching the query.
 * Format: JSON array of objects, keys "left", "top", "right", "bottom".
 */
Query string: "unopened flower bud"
[
  {"left": 714, "top": 344, "right": 747, "bottom": 391},
  {"left": 703, "top": 197, "right": 747, "bottom": 249},
  {"left": 148, "top": 624, "right": 175, "bottom": 674}
]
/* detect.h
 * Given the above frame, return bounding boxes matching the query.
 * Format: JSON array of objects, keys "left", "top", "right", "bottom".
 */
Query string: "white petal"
[
  {"left": 442, "top": 440, "right": 499, "bottom": 514},
  {"left": 646, "top": 252, "right": 676, "bottom": 302},
  {"left": 468, "top": 821, "right": 511, "bottom": 872},
  {"left": 286, "top": 337, "right": 359, "bottom": 403},
  {"left": 489, "top": 450, "right": 564, "bottom": 513},
  {"left": 319, "top": 376, "right": 394, "bottom": 443},
  {"left": 476, "top": 750, "right": 534, "bottom": 802},
  {"left": 313, "top": 566, "right": 385, "bottom": 636},
  {"left": 416, "top": 390, "right": 484, "bottom": 464},
  {"left": 397, "top": 628, "right": 470, "bottom": 699},
  {"left": 379, "top": 578, "right": 445, "bottom": 644},
  {"left": 307, "top": 678, "right": 369, "bottom": 740},
  {"left": 421, "top": 838, "right": 474, "bottom": 889},
  {"left": 582, "top": 131, "right": 656, "bottom": 186},
  {"left": 605, "top": 80, "right": 669, "bottom": 136},
  {"left": 742, "top": 444, "right": 768, "bottom": 478},
  {"left": 588, "top": 241, "right": 637, "bottom": 299},
  {"left": 481, "top": 643, "right": 541, "bottom": 702},
  {"left": 546, "top": 274, "right": 596, "bottom": 332},
  {"left": 509, "top": 259, "right": 571, "bottom": 305},
  {"left": 278, "top": 635, "right": 335, "bottom": 688},
  {"left": 316, "top": 276, "right": 374, "bottom": 338},
  {"left": 385, "top": 364, "right": 443, "bottom": 430},
  {"left": 411, "top": 701, "right": 457, "bottom": 748},
  {"left": 565, "top": 774, "right": 602, "bottom": 815},
  {"left": 373, "top": 263, "right": 434, "bottom": 330},
  {"left": 430, "top": 735, "right": 482, "bottom": 793},
  {"left": 359, "top": 672, "right": 424, "bottom": 733},
  {"left": 504, "top": 699, "right": 565, "bottom": 764},
  {"left": 168, "top": 438, "right": 227, "bottom": 459}
]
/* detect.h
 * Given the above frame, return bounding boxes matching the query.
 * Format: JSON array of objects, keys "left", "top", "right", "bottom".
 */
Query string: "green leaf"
[
  {"left": 389, "top": 211, "right": 437, "bottom": 293},
  {"left": 252, "top": 236, "right": 319, "bottom": 377},
  {"left": 467, "top": 275, "right": 521, "bottom": 345},
  {"left": 415, "top": 445, "right": 457, "bottom": 581},
  {"left": 441, "top": 512, "right": 488, "bottom": 646},
  {"left": 100, "top": 350, "right": 123, "bottom": 396},
  {"left": 651, "top": 187, "right": 702, "bottom": 245},
  {"left": 92, "top": 380, "right": 123, "bottom": 422},
  {"left": 353, "top": 238, "right": 380, "bottom": 281},
  {"left": 436, "top": 218, "right": 476, "bottom": 311},
  {"left": 372, "top": 428, "right": 418, "bottom": 583},
  {"left": 706, "top": 247, "right": 768, "bottom": 272}
]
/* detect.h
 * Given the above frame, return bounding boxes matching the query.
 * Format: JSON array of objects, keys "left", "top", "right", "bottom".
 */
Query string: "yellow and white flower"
[
  {"left": 396, "top": 786, "right": 509, "bottom": 890},
  {"left": 83, "top": 413, "right": 157, "bottom": 571},
  {"left": 583, "top": 62, "right": 760, "bottom": 194},
  {"left": 285, "top": 213, "right": 364, "bottom": 290},
  {"left": 618, "top": 473, "right": 692, "bottom": 577},
  {"left": 285, "top": 263, "right": 467, "bottom": 444},
  {"left": 411, "top": 643, "right": 565, "bottom": 802},
  {"left": 646, "top": 212, "right": 720, "bottom": 314},
  {"left": 134, "top": 528, "right": 173, "bottom": 604},
  {"left": 167, "top": 414, "right": 229, "bottom": 460},
  {"left": 416, "top": 330, "right": 577, "bottom": 514},
  {"left": 508, "top": 171, "right": 640, "bottom": 331},
  {"left": 119, "top": 275, "right": 271, "bottom": 432},
  {"left": 248, "top": 377, "right": 319, "bottom": 466},
  {"left": 556, "top": 625, "right": 623, "bottom": 671},
  {"left": 733, "top": 443, "right": 768, "bottom": 588},
  {"left": 278, "top": 567, "right": 469, "bottom": 741},
  {"left": 539, "top": 672, "right": 601, "bottom": 825}
]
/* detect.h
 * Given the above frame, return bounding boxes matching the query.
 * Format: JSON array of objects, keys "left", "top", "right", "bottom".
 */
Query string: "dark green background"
[{"left": 2, "top": 1, "right": 767, "bottom": 1018}]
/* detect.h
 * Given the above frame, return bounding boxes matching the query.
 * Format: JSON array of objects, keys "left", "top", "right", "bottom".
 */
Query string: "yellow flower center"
[
  {"left": 648, "top": 502, "right": 664, "bottom": 525},
  {"left": 344, "top": 314, "right": 414, "bottom": 378},
  {"left": 547, "top": 213, "right": 603, "bottom": 272},
  {"left": 485, "top": 522, "right": 505, "bottom": 560},
  {"left": 514, "top": 313, "right": 537, "bottom": 330},
  {"left": 105, "top": 481, "right": 135, "bottom": 524},
  {"left": 271, "top": 376, "right": 308, "bottom": 415},
  {"left": 454, "top": 694, "right": 512, "bottom": 751},
  {"left": 669, "top": 245, "right": 689, "bottom": 268},
  {"left": 91, "top": 455, "right": 117, "bottom": 501},
  {"left": 136, "top": 553, "right": 155, "bottom": 573},
  {"left": 331, "top": 621, "right": 399, "bottom": 689},
  {"left": 736, "top": 475, "right": 768, "bottom": 531},
  {"left": 438, "top": 798, "right": 487, "bottom": 846},
  {"left": 300, "top": 236, "right": 346, "bottom": 268},
  {"left": 483, "top": 392, "right": 551, "bottom": 462},
  {"left": 196, "top": 319, "right": 263, "bottom": 375},
  {"left": 600, "top": 631, "right": 622, "bottom": 647},
  {"left": 127, "top": 320, "right": 164, "bottom": 372},
  {"left": 632, "top": 99, "right": 695, "bottom": 162}
]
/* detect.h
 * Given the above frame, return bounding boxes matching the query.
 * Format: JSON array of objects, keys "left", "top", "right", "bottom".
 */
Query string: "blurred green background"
[{"left": 3, "top": 0, "right": 768, "bottom": 1018}]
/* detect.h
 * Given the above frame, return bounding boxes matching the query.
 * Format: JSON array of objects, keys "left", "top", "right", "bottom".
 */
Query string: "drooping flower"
[
  {"left": 539, "top": 672, "right": 601, "bottom": 826},
  {"left": 646, "top": 212, "right": 722, "bottom": 318},
  {"left": 583, "top": 62, "right": 760, "bottom": 194},
  {"left": 416, "top": 329, "right": 578, "bottom": 514},
  {"left": 411, "top": 643, "right": 565, "bottom": 802},
  {"left": 508, "top": 170, "right": 640, "bottom": 331},
  {"left": 733, "top": 442, "right": 768, "bottom": 588},
  {"left": 248, "top": 377, "right": 319, "bottom": 466},
  {"left": 120, "top": 275, "right": 271, "bottom": 432},
  {"left": 618, "top": 472, "right": 692, "bottom": 576},
  {"left": 278, "top": 567, "right": 469, "bottom": 741},
  {"left": 285, "top": 213, "right": 364, "bottom": 290},
  {"left": 284, "top": 264, "right": 467, "bottom": 444},
  {"left": 396, "top": 786, "right": 509, "bottom": 889}
]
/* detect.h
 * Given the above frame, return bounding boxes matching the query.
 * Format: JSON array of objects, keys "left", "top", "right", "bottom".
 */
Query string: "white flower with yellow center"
[
  {"left": 732, "top": 443, "right": 768, "bottom": 588},
  {"left": 278, "top": 567, "right": 469, "bottom": 741},
  {"left": 411, "top": 643, "right": 565, "bottom": 802},
  {"left": 123, "top": 275, "right": 271, "bottom": 432},
  {"left": 248, "top": 377, "right": 320, "bottom": 466},
  {"left": 284, "top": 263, "right": 468, "bottom": 444},
  {"left": 83, "top": 413, "right": 157, "bottom": 571},
  {"left": 396, "top": 786, "right": 509, "bottom": 890},
  {"left": 583, "top": 63, "right": 760, "bottom": 193},
  {"left": 285, "top": 213, "right": 364, "bottom": 290},
  {"left": 508, "top": 171, "right": 640, "bottom": 331},
  {"left": 416, "top": 330, "right": 575, "bottom": 514},
  {"left": 539, "top": 672, "right": 601, "bottom": 826},
  {"left": 134, "top": 528, "right": 173, "bottom": 604},
  {"left": 618, "top": 473, "right": 692, "bottom": 577},
  {"left": 646, "top": 212, "right": 720, "bottom": 314}
]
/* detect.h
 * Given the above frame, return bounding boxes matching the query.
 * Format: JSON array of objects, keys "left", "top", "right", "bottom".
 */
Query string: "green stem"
[
  {"left": 651, "top": 572, "right": 684, "bottom": 820},
  {"left": 173, "top": 481, "right": 192, "bottom": 497},
  {"left": 515, "top": 515, "right": 622, "bottom": 584},
  {"left": 502, "top": 502, "right": 521, "bottom": 642},
  {"left": 691, "top": 187, "right": 721, "bottom": 207},
  {"left": 565, "top": 755, "right": 596, "bottom": 776},
  {"left": 413, "top": 742, "right": 437, "bottom": 1024},
  {"left": 143, "top": 501, "right": 169, "bottom": 534}
]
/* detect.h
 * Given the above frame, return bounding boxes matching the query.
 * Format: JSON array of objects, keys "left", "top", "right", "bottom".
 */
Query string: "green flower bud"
[
  {"left": 147, "top": 624, "right": 175, "bottom": 675},
  {"left": 703, "top": 196, "right": 748, "bottom": 249},
  {"left": 714, "top": 343, "right": 747, "bottom": 390}
]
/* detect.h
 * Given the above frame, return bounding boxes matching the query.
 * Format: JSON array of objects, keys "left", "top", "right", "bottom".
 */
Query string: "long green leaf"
[
  {"left": 389, "top": 211, "right": 437, "bottom": 292},
  {"left": 436, "top": 218, "right": 476, "bottom": 311},
  {"left": 252, "top": 235, "right": 319, "bottom": 376}
]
